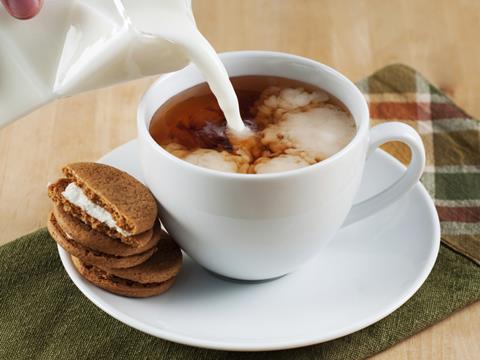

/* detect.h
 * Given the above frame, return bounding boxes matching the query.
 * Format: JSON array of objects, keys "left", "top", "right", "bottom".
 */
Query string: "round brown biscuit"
[
  {"left": 53, "top": 204, "right": 159, "bottom": 256},
  {"left": 62, "top": 162, "right": 157, "bottom": 235},
  {"left": 71, "top": 256, "right": 176, "bottom": 298},
  {"left": 47, "top": 212, "right": 156, "bottom": 269},
  {"left": 48, "top": 178, "right": 151, "bottom": 246},
  {"left": 96, "top": 233, "right": 182, "bottom": 284}
]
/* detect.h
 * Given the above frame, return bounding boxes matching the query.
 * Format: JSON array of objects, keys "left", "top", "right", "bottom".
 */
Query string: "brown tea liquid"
[
  {"left": 150, "top": 76, "right": 346, "bottom": 150},
  {"left": 149, "top": 76, "right": 355, "bottom": 174}
]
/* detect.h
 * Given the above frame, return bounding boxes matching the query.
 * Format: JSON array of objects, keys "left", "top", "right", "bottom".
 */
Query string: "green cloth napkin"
[{"left": 1, "top": 65, "right": 479, "bottom": 359}]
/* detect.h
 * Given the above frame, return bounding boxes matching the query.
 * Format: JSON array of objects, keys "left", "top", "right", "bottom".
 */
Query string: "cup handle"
[{"left": 342, "top": 122, "right": 426, "bottom": 227}]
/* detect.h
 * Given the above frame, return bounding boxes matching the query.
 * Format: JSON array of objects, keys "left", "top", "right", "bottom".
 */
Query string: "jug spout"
[{"left": 0, "top": 0, "right": 191, "bottom": 128}]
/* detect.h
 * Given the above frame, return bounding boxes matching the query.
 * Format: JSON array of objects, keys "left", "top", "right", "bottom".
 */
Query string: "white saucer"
[{"left": 58, "top": 139, "right": 440, "bottom": 351}]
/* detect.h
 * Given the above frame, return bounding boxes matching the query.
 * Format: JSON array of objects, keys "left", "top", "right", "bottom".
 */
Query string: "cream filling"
[{"left": 62, "top": 182, "right": 131, "bottom": 237}]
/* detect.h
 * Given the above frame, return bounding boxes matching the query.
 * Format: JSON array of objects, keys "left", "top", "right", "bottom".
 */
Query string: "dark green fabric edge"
[{"left": 1, "top": 228, "right": 479, "bottom": 360}]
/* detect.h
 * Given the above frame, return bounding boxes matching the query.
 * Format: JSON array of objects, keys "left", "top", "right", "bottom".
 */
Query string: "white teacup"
[{"left": 137, "top": 51, "right": 425, "bottom": 280}]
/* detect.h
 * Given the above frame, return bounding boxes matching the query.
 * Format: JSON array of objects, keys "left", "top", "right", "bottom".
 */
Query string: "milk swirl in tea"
[
  {"left": 122, "top": 0, "right": 247, "bottom": 133},
  {"left": 150, "top": 76, "right": 356, "bottom": 174},
  {"left": 122, "top": 2, "right": 355, "bottom": 172}
]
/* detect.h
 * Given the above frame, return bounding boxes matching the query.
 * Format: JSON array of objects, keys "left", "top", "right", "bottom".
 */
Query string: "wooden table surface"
[{"left": 1, "top": 0, "right": 478, "bottom": 358}]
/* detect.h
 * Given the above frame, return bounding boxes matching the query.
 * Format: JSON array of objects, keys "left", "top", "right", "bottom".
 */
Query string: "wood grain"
[{"left": 0, "top": 0, "right": 478, "bottom": 358}]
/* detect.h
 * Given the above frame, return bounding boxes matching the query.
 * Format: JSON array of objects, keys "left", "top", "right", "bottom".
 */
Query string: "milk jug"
[{"left": 0, "top": 0, "right": 193, "bottom": 128}]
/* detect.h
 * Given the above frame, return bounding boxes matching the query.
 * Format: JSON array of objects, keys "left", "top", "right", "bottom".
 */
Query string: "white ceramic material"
[
  {"left": 137, "top": 51, "right": 426, "bottom": 280},
  {"left": 58, "top": 139, "right": 440, "bottom": 351}
]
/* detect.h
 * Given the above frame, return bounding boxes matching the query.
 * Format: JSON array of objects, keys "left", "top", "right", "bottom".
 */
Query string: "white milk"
[
  {"left": 0, "top": 0, "right": 246, "bottom": 133},
  {"left": 121, "top": 0, "right": 247, "bottom": 133},
  {"left": 0, "top": 0, "right": 190, "bottom": 127}
]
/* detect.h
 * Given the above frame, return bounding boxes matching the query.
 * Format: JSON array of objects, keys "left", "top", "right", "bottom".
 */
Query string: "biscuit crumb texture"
[
  {"left": 48, "top": 212, "right": 156, "bottom": 269},
  {"left": 95, "top": 235, "right": 182, "bottom": 284},
  {"left": 72, "top": 256, "right": 176, "bottom": 298},
  {"left": 63, "top": 162, "right": 157, "bottom": 235},
  {"left": 48, "top": 178, "right": 151, "bottom": 246},
  {"left": 53, "top": 204, "right": 158, "bottom": 256}
]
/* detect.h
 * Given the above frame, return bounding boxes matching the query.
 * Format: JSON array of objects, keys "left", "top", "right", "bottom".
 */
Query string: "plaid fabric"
[
  {"left": 0, "top": 65, "right": 478, "bottom": 360},
  {"left": 357, "top": 64, "right": 480, "bottom": 264}
]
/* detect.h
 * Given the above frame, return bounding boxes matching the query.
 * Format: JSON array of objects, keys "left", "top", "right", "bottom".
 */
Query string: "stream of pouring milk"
[{"left": 121, "top": 0, "right": 248, "bottom": 134}]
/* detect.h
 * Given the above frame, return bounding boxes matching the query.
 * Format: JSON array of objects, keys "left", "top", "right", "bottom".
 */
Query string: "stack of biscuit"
[{"left": 47, "top": 162, "right": 182, "bottom": 298}]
